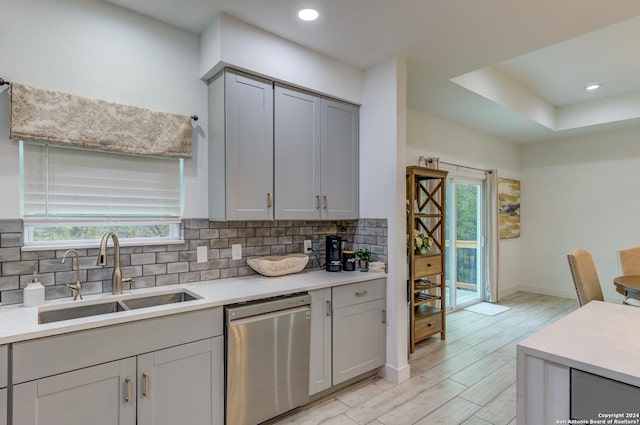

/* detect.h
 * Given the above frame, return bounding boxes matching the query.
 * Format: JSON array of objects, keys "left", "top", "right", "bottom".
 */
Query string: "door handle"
[
  {"left": 326, "top": 299, "right": 332, "bottom": 316},
  {"left": 125, "top": 377, "right": 132, "bottom": 403},
  {"left": 382, "top": 309, "right": 386, "bottom": 324},
  {"left": 323, "top": 195, "right": 328, "bottom": 210},
  {"left": 267, "top": 192, "right": 273, "bottom": 208},
  {"left": 142, "top": 372, "right": 150, "bottom": 399},
  {"left": 316, "top": 195, "right": 321, "bottom": 209}
]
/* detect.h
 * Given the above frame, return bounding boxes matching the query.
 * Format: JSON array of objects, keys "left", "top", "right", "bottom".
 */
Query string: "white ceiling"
[{"left": 102, "top": 0, "right": 640, "bottom": 143}]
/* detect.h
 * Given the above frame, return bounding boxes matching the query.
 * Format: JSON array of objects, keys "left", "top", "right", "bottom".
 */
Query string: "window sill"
[{"left": 21, "top": 238, "right": 186, "bottom": 252}]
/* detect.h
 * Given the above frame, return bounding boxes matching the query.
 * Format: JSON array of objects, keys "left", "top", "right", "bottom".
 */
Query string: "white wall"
[
  {"left": 200, "top": 13, "right": 363, "bottom": 104},
  {"left": 0, "top": 0, "right": 207, "bottom": 218},
  {"left": 520, "top": 127, "right": 640, "bottom": 301},
  {"left": 406, "top": 108, "right": 522, "bottom": 296},
  {"left": 360, "top": 57, "right": 409, "bottom": 383}
]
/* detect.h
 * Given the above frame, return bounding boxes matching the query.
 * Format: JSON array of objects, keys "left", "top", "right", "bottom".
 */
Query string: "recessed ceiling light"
[
  {"left": 297, "top": 8, "right": 319, "bottom": 21},
  {"left": 585, "top": 84, "right": 602, "bottom": 91}
]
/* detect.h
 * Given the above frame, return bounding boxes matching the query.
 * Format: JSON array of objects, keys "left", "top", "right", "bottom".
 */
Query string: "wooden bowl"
[{"left": 247, "top": 254, "right": 309, "bottom": 277}]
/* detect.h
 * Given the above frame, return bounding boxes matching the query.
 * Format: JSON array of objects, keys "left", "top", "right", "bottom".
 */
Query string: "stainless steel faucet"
[
  {"left": 97, "top": 232, "right": 133, "bottom": 295},
  {"left": 62, "top": 249, "right": 82, "bottom": 300}
]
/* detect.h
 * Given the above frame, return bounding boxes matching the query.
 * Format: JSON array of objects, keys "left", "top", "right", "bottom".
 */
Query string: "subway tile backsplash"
[{"left": 0, "top": 218, "right": 387, "bottom": 305}]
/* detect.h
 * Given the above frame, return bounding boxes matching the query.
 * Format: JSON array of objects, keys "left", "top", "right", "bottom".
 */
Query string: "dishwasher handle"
[
  {"left": 226, "top": 294, "right": 311, "bottom": 324},
  {"left": 228, "top": 305, "right": 310, "bottom": 327}
]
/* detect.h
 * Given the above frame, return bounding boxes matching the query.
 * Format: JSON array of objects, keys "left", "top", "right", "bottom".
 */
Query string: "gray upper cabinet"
[
  {"left": 209, "top": 70, "right": 274, "bottom": 221},
  {"left": 274, "top": 85, "right": 322, "bottom": 220},
  {"left": 209, "top": 69, "right": 359, "bottom": 221},
  {"left": 320, "top": 98, "right": 359, "bottom": 219},
  {"left": 275, "top": 85, "right": 359, "bottom": 220}
]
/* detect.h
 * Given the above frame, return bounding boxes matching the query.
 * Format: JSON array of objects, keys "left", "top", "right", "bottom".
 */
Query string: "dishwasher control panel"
[{"left": 225, "top": 292, "right": 310, "bottom": 323}]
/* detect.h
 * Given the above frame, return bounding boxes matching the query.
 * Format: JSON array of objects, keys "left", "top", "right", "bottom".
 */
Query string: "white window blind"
[{"left": 20, "top": 142, "right": 184, "bottom": 221}]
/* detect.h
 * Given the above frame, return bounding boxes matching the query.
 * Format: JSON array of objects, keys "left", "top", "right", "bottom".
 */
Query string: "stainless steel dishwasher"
[{"left": 225, "top": 293, "right": 311, "bottom": 425}]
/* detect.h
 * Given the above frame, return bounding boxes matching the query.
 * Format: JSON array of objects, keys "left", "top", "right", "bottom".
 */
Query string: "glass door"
[{"left": 445, "top": 177, "right": 485, "bottom": 310}]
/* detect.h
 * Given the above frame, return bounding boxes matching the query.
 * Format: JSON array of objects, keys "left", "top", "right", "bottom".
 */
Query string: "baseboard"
[
  {"left": 501, "top": 284, "right": 576, "bottom": 300},
  {"left": 379, "top": 362, "right": 411, "bottom": 384}
]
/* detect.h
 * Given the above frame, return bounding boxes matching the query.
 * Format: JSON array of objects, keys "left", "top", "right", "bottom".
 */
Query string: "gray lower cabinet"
[
  {"left": 13, "top": 338, "right": 222, "bottom": 425},
  {"left": 308, "top": 288, "right": 332, "bottom": 396},
  {"left": 332, "top": 279, "right": 386, "bottom": 386},
  {"left": 0, "top": 344, "right": 6, "bottom": 425},
  {"left": 309, "top": 280, "right": 387, "bottom": 394},
  {"left": 0, "top": 388, "right": 5, "bottom": 425},
  {"left": 13, "top": 357, "right": 137, "bottom": 425},
  {"left": 208, "top": 69, "right": 274, "bottom": 221},
  {"left": 138, "top": 337, "right": 223, "bottom": 425},
  {"left": 274, "top": 85, "right": 359, "bottom": 220},
  {"left": 12, "top": 308, "right": 224, "bottom": 425}
]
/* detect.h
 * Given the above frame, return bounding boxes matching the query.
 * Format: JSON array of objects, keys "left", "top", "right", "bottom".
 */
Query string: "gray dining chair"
[
  {"left": 616, "top": 246, "right": 640, "bottom": 306},
  {"left": 567, "top": 249, "right": 604, "bottom": 307}
]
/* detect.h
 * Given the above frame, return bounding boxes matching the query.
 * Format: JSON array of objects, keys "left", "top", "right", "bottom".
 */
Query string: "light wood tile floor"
[{"left": 272, "top": 292, "right": 578, "bottom": 425}]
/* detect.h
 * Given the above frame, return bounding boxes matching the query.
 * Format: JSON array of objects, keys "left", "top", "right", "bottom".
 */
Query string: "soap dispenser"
[{"left": 24, "top": 271, "right": 45, "bottom": 307}]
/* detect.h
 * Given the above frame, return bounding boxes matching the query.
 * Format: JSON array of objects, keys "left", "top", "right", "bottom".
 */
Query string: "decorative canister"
[{"left": 341, "top": 250, "right": 356, "bottom": 271}]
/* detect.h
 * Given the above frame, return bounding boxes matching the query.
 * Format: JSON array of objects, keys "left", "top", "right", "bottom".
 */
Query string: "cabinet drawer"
[
  {"left": 415, "top": 313, "right": 442, "bottom": 340},
  {"left": 13, "top": 307, "right": 223, "bottom": 384},
  {"left": 332, "top": 278, "right": 385, "bottom": 310},
  {"left": 414, "top": 255, "right": 442, "bottom": 277}
]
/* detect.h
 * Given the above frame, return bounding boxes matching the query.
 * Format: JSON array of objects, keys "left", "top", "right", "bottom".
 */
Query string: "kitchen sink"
[
  {"left": 38, "top": 290, "right": 201, "bottom": 324},
  {"left": 39, "top": 301, "right": 128, "bottom": 324},
  {"left": 121, "top": 290, "right": 200, "bottom": 310}
]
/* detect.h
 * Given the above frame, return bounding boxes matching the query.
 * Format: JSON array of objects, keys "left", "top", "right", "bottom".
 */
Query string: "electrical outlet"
[
  {"left": 231, "top": 244, "right": 242, "bottom": 260},
  {"left": 304, "top": 240, "right": 312, "bottom": 253},
  {"left": 196, "top": 246, "right": 208, "bottom": 263}
]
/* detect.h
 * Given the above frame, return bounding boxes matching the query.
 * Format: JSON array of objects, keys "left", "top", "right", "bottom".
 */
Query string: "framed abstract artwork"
[{"left": 498, "top": 178, "right": 520, "bottom": 239}]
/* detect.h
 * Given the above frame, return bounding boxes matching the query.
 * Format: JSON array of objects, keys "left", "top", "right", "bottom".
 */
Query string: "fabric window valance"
[{"left": 10, "top": 83, "right": 192, "bottom": 159}]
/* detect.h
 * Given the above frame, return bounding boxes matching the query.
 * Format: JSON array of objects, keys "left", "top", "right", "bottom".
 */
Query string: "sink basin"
[
  {"left": 38, "top": 290, "right": 201, "bottom": 324},
  {"left": 39, "top": 301, "right": 127, "bottom": 324},
  {"left": 122, "top": 290, "right": 200, "bottom": 310}
]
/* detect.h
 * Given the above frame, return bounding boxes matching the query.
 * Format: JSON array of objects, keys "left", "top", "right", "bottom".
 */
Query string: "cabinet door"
[
  {"left": 13, "top": 358, "right": 136, "bottom": 425},
  {"left": 137, "top": 337, "right": 223, "bottom": 425},
  {"left": 309, "top": 288, "right": 332, "bottom": 395},
  {"left": 320, "top": 98, "right": 359, "bottom": 219},
  {"left": 224, "top": 70, "right": 274, "bottom": 220},
  {"left": 0, "top": 388, "right": 6, "bottom": 425},
  {"left": 0, "top": 345, "right": 6, "bottom": 389},
  {"left": 274, "top": 85, "right": 322, "bottom": 220},
  {"left": 333, "top": 298, "right": 386, "bottom": 385}
]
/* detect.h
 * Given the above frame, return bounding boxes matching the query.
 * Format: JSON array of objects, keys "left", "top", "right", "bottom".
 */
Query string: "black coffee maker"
[{"left": 325, "top": 235, "right": 342, "bottom": 272}]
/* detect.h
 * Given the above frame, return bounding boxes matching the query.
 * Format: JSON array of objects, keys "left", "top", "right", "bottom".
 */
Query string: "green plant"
[{"left": 354, "top": 248, "right": 372, "bottom": 262}]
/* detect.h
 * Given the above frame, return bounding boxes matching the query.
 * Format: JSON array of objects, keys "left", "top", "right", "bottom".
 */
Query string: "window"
[{"left": 20, "top": 141, "right": 184, "bottom": 248}]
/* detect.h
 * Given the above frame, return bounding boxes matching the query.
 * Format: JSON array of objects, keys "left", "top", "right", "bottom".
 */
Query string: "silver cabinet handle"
[
  {"left": 382, "top": 309, "right": 386, "bottom": 324},
  {"left": 267, "top": 192, "right": 273, "bottom": 208},
  {"left": 326, "top": 299, "right": 331, "bottom": 316},
  {"left": 142, "top": 372, "right": 150, "bottom": 398},
  {"left": 316, "top": 195, "right": 321, "bottom": 209},
  {"left": 355, "top": 290, "right": 368, "bottom": 296},
  {"left": 125, "top": 377, "right": 132, "bottom": 403},
  {"left": 323, "top": 195, "right": 328, "bottom": 210}
]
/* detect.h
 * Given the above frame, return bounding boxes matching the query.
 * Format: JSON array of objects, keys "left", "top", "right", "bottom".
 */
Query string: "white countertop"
[
  {"left": 517, "top": 300, "right": 640, "bottom": 386},
  {"left": 0, "top": 269, "right": 387, "bottom": 345}
]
